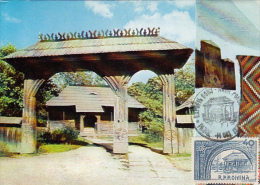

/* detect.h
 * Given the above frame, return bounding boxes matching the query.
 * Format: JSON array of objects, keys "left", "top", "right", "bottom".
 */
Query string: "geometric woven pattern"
[{"left": 237, "top": 56, "right": 260, "bottom": 136}]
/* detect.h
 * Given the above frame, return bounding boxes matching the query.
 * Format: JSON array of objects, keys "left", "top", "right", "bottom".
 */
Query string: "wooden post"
[
  {"left": 159, "top": 74, "right": 178, "bottom": 154},
  {"left": 103, "top": 76, "right": 130, "bottom": 154},
  {"left": 21, "top": 79, "right": 44, "bottom": 153},
  {"left": 63, "top": 111, "right": 65, "bottom": 121},
  {"left": 80, "top": 115, "right": 85, "bottom": 133},
  {"left": 47, "top": 111, "right": 50, "bottom": 130}
]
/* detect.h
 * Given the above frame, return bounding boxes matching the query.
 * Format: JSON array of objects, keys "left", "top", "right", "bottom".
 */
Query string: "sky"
[{"left": 0, "top": 1, "right": 196, "bottom": 84}]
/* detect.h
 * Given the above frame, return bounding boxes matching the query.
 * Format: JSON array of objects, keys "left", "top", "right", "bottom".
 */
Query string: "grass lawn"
[
  {"left": 38, "top": 144, "right": 82, "bottom": 154},
  {"left": 0, "top": 137, "right": 89, "bottom": 158},
  {"left": 129, "top": 134, "right": 163, "bottom": 149}
]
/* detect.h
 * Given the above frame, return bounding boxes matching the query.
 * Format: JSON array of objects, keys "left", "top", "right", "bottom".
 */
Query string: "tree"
[
  {"left": 175, "top": 61, "right": 195, "bottom": 106},
  {"left": 0, "top": 43, "right": 24, "bottom": 117},
  {"left": 128, "top": 77, "right": 164, "bottom": 140}
]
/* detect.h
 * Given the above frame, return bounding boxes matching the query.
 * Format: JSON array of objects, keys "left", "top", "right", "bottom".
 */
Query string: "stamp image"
[
  {"left": 194, "top": 88, "right": 240, "bottom": 141},
  {"left": 192, "top": 137, "right": 258, "bottom": 184}
]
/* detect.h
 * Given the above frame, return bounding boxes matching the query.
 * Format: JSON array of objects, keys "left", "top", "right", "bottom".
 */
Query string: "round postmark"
[{"left": 194, "top": 88, "right": 240, "bottom": 141}]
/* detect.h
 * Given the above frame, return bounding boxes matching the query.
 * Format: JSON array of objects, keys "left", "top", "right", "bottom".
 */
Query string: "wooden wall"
[{"left": 0, "top": 126, "right": 21, "bottom": 153}]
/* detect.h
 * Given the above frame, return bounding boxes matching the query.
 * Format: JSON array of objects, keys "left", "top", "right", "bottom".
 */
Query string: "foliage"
[
  {"left": 0, "top": 43, "right": 17, "bottom": 58},
  {"left": 51, "top": 71, "right": 107, "bottom": 89},
  {"left": 0, "top": 43, "right": 24, "bottom": 117},
  {"left": 175, "top": 61, "right": 195, "bottom": 106},
  {"left": 38, "top": 126, "right": 79, "bottom": 144},
  {"left": 128, "top": 77, "right": 163, "bottom": 140}
]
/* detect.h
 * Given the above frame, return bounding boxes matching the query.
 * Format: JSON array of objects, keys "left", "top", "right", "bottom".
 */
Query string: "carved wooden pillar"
[
  {"left": 103, "top": 76, "right": 130, "bottom": 153},
  {"left": 21, "top": 79, "right": 44, "bottom": 153},
  {"left": 159, "top": 74, "right": 178, "bottom": 154}
]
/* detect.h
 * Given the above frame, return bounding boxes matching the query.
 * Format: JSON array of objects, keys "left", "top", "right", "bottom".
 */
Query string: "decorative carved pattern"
[
  {"left": 114, "top": 128, "right": 127, "bottom": 141},
  {"left": 39, "top": 27, "right": 160, "bottom": 42},
  {"left": 103, "top": 76, "right": 130, "bottom": 92},
  {"left": 165, "top": 129, "right": 177, "bottom": 141}
]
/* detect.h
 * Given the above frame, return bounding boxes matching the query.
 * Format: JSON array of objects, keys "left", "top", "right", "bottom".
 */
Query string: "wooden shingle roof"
[
  {"left": 3, "top": 28, "right": 193, "bottom": 79},
  {"left": 5, "top": 36, "right": 189, "bottom": 59},
  {"left": 46, "top": 86, "right": 146, "bottom": 113},
  {"left": 0, "top": 117, "right": 22, "bottom": 124},
  {"left": 176, "top": 94, "right": 195, "bottom": 111}
]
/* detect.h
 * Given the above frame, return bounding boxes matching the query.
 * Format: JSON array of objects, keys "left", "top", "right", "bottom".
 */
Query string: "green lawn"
[
  {"left": 38, "top": 144, "right": 82, "bottom": 154},
  {"left": 129, "top": 134, "right": 163, "bottom": 149}
]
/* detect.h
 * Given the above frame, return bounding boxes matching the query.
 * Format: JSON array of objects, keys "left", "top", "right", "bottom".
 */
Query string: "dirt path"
[{"left": 0, "top": 145, "right": 192, "bottom": 185}]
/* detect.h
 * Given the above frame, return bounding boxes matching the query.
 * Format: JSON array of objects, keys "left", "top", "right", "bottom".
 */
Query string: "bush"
[
  {"left": 38, "top": 126, "right": 79, "bottom": 144},
  {"left": 143, "top": 118, "right": 163, "bottom": 143}
]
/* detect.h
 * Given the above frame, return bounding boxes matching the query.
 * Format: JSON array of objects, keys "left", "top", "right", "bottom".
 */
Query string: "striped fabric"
[{"left": 237, "top": 56, "right": 260, "bottom": 136}]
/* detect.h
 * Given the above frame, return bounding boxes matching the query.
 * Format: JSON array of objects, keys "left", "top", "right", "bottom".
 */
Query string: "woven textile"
[{"left": 237, "top": 56, "right": 260, "bottom": 136}]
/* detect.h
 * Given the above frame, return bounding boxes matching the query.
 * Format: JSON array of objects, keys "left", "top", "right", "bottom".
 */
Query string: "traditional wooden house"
[
  {"left": 46, "top": 86, "right": 146, "bottom": 136},
  {"left": 223, "top": 152, "right": 252, "bottom": 172}
]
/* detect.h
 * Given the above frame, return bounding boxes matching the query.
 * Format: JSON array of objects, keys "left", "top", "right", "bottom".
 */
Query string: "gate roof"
[{"left": 4, "top": 28, "right": 193, "bottom": 79}]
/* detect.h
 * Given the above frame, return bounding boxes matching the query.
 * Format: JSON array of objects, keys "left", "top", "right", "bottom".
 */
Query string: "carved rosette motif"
[
  {"left": 165, "top": 129, "right": 176, "bottom": 141},
  {"left": 114, "top": 128, "right": 127, "bottom": 141}
]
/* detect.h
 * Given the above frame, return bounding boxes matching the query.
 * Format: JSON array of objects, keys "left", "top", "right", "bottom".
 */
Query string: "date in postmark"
[
  {"left": 192, "top": 137, "right": 258, "bottom": 184},
  {"left": 194, "top": 88, "right": 240, "bottom": 141}
]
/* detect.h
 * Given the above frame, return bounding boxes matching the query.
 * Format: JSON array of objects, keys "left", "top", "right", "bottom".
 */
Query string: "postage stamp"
[
  {"left": 192, "top": 137, "right": 258, "bottom": 184},
  {"left": 194, "top": 88, "right": 240, "bottom": 141}
]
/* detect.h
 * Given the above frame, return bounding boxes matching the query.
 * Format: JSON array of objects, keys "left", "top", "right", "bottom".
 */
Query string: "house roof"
[
  {"left": 0, "top": 116, "right": 22, "bottom": 124},
  {"left": 46, "top": 86, "right": 146, "bottom": 113},
  {"left": 176, "top": 94, "right": 195, "bottom": 111},
  {"left": 222, "top": 152, "right": 248, "bottom": 161}
]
